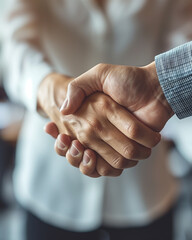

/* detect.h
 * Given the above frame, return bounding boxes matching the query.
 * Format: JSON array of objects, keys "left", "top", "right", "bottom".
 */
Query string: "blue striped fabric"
[{"left": 155, "top": 41, "right": 192, "bottom": 119}]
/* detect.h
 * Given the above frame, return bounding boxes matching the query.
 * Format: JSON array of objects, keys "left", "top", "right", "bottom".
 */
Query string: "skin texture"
[
  {"left": 60, "top": 62, "right": 173, "bottom": 131},
  {"left": 44, "top": 62, "right": 174, "bottom": 178},
  {"left": 38, "top": 71, "right": 161, "bottom": 177}
]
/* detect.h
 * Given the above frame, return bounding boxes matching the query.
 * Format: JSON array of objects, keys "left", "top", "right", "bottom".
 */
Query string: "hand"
[
  {"left": 44, "top": 122, "right": 159, "bottom": 178},
  {"left": 60, "top": 62, "right": 174, "bottom": 132},
  {"left": 44, "top": 122, "right": 100, "bottom": 178},
  {"left": 38, "top": 73, "right": 160, "bottom": 177}
]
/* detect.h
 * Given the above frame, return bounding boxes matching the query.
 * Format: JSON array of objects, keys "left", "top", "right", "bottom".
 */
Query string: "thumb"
[
  {"left": 60, "top": 81, "right": 86, "bottom": 115},
  {"left": 60, "top": 68, "right": 103, "bottom": 114}
]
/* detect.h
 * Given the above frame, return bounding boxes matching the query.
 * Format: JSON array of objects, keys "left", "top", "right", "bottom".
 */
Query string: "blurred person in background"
[
  {"left": 1, "top": 0, "right": 192, "bottom": 240},
  {"left": 0, "top": 15, "right": 25, "bottom": 210}
]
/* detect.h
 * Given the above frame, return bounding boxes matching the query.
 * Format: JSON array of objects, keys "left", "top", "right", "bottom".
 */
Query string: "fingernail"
[
  {"left": 69, "top": 144, "right": 80, "bottom": 157},
  {"left": 60, "top": 98, "right": 68, "bottom": 112},
  {"left": 82, "top": 153, "right": 91, "bottom": 166},
  {"left": 57, "top": 139, "right": 66, "bottom": 150}
]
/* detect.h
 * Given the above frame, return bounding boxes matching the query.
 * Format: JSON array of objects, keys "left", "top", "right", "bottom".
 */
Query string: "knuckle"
[
  {"left": 94, "top": 63, "right": 106, "bottom": 72},
  {"left": 111, "top": 156, "right": 126, "bottom": 169},
  {"left": 97, "top": 162, "right": 123, "bottom": 176},
  {"left": 124, "top": 145, "right": 137, "bottom": 159},
  {"left": 77, "top": 129, "right": 94, "bottom": 147},
  {"left": 97, "top": 166, "right": 113, "bottom": 176},
  {"left": 127, "top": 123, "right": 140, "bottom": 140},
  {"left": 97, "top": 95, "right": 110, "bottom": 110},
  {"left": 99, "top": 168, "right": 122, "bottom": 177},
  {"left": 77, "top": 136, "right": 89, "bottom": 148},
  {"left": 88, "top": 118, "right": 103, "bottom": 133}
]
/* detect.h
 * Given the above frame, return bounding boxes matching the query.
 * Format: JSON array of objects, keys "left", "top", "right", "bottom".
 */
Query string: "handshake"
[{"left": 38, "top": 61, "right": 174, "bottom": 178}]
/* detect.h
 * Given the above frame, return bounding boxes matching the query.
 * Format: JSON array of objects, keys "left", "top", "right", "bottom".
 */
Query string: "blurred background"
[{"left": 0, "top": 1, "right": 26, "bottom": 240}]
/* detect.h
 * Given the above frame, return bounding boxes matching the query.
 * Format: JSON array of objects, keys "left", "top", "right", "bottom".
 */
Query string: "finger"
[
  {"left": 54, "top": 134, "right": 72, "bottom": 156},
  {"left": 56, "top": 137, "right": 100, "bottom": 177},
  {"left": 106, "top": 105, "right": 161, "bottom": 148},
  {"left": 44, "top": 122, "right": 59, "bottom": 139},
  {"left": 96, "top": 156, "right": 124, "bottom": 177},
  {"left": 98, "top": 121, "right": 152, "bottom": 160},
  {"left": 79, "top": 149, "right": 100, "bottom": 178},
  {"left": 60, "top": 65, "right": 104, "bottom": 115},
  {"left": 79, "top": 150, "right": 124, "bottom": 178},
  {"left": 66, "top": 140, "right": 85, "bottom": 167},
  {"left": 86, "top": 138, "right": 138, "bottom": 170}
]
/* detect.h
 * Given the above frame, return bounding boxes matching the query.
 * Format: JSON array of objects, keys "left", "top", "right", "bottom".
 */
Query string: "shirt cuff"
[{"left": 155, "top": 41, "right": 192, "bottom": 119}]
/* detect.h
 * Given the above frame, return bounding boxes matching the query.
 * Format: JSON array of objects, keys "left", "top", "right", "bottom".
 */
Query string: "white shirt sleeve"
[{"left": 1, "top": 0, "right": 54, "bottom": 111}]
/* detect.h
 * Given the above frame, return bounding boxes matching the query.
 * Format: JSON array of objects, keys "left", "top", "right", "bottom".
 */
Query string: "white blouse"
[{"left": 2, "top": 0, "right": 192, "bottom": 231}]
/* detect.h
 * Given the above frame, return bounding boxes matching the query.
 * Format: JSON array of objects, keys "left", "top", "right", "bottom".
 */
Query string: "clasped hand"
[{"left": 39, "top": 63, "right": 172, "bottom": 177}]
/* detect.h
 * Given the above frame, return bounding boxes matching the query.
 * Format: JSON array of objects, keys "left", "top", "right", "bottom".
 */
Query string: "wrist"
[
  {"left": 144, "top": 61, "right": 174, "bottom": 118},
  {"left": 37, "top": 73, "right": 72, "bottom": 118}
]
